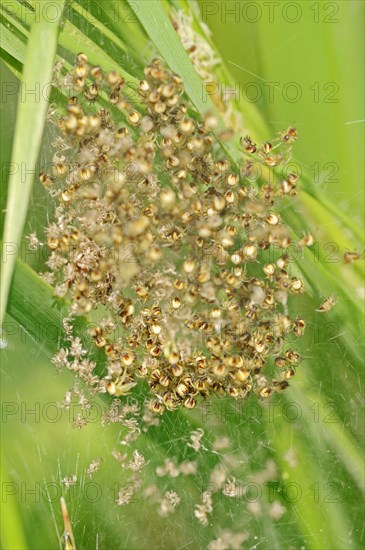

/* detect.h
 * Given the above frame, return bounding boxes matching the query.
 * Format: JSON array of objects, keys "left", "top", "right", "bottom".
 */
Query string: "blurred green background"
[
  {"left": 201, "top": 0, "right": 364, "bottom": 219},
  {"left": 1, "top": 1, "right": 364, "bottom": 549}
]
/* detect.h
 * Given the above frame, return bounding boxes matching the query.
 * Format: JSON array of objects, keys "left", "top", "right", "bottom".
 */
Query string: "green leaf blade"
[
  {"left": 129, "top": 0, "right": 213, "bottom": 114},
  {"left": 0, "top": 1, "right": 64, "bottom": 326}
]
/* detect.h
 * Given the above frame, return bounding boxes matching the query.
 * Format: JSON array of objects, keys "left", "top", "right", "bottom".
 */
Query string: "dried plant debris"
[
  {"left": 316, "top": 295, "right": 337, "bottom": 313},
  {"left": 207, "top": 530, "right": 248, "bottom": 550},
  {"left": 156, "top": 458, "right": 197, "bottom": 478},
  {"left": 187, "top": 428, "right": 205, "bottom": 451},
  {"left": 343, "top": 250, "right": 363, "bottom": 263},
  {"left": 38, "top": 55, "right": 309, "bottom": 414},
  {"left": 116, "top": 478, "right": 142, "bottom": 506},
  {"left": 194, "top": 490, "right": 213, "bottom": 526},
  {"left": 158, "top": 490, "right": 181, "bottom": 517},
  {"left": 87, "top": 457, "right": 103, "bottom": 478}
]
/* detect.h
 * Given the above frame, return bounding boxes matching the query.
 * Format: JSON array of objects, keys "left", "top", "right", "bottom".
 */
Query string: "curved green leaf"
[{"left": 0, "top": 1, "right": 65, "bottom": 326}]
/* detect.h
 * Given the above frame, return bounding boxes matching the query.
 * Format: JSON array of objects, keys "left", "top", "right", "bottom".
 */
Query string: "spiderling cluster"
[{"left": 38, "top": 55, "right": 309, "bottom": 414}]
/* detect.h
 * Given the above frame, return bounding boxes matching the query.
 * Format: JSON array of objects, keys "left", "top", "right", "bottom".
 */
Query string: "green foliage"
[
  {"left": 0, "top": 0, "right": 64, "bottom": 325},
  {"left": 1, "top": 1, "right": 363, "bottom": 549}
]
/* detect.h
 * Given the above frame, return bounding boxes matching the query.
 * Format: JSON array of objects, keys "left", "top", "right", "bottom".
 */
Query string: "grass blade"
[
  {"left": 0, "top": 460, "right": 27, "bottom": 549},
  {"left": 129, "top": 0, "right": 213, "bottom": 114},
  {"left": 0, "top": 1, "right": 64, "bottom": 326},
  {"left": 0, "top": 22, "right": 25, "bottom": 63},
  {"left": 5, "top": 260, "right": 67, "bottom": 354}
]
